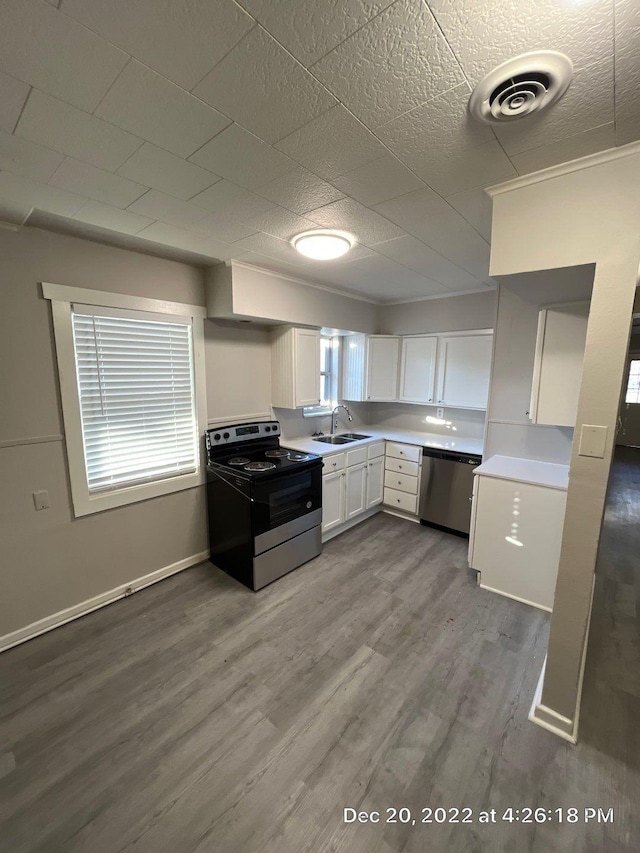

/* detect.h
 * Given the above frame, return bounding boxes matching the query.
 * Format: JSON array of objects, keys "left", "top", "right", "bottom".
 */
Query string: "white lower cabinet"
[
  {"left": 345, "top": 463, "right": 367, "bottom": 519},
  {"left": 383, "top": 441, "right": 422, "bottom": 516},
  {"left": 366, "top": 456, "right": 384, "bottom": 509},
  {"left": 322, "top": 468, "right": 346, "bottom": 533},
  {"left": 322, "top": 441, "right": 385, "bottom": 538}
]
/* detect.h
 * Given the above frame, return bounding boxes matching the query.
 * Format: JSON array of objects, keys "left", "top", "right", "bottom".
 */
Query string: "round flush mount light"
[
  {"left": 291, "top": 229, "right": 353, "bottom": 260},
  {"left": 469, "top": 51, "right": 573, "bottom": 124}
]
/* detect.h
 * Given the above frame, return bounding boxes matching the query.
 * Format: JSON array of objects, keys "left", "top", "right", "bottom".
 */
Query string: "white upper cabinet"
[
  {"left": 530, "top": 302, "right": 589, "bottom": 427},
  {"left": 436, "top": 332, "right": 493, "bottom": 410},
  {"left": 342, "top": 334, "right": 400, "bottom": 402},
  {"left": 271, "top": 326, "right": 320, "bottom": 409},
  {"left": 399, "top": 335, "right": 438, "bottom": 404}
]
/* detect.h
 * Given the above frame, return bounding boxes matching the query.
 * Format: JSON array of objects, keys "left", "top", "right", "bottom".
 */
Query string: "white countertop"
[
  {"left": 473, "top": 454, "right": 569, "bottom": 491},
  {"left": 282, "top": 427, "right": 484, "bottom": 458}
]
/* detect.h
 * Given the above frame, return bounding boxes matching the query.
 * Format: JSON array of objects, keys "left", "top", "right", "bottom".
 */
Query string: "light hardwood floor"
[{"left": 1, "top": 472, "right": 639, "bottom": 852}]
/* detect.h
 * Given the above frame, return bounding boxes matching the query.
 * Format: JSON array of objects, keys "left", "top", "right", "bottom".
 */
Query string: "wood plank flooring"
[{"left": 1, "top": 487, "right": 639, "bottom": 852}]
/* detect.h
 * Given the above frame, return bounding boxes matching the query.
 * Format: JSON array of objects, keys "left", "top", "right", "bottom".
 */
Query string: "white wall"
[
  {"left": 379, "top": 289, "right": 496, "bottom": 335},
  {"left": 485, "top": 266, "right": 594, "bottom": 465}
]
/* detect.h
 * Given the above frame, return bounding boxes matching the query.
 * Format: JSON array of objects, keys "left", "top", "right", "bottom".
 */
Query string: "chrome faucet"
[{"left": 331, "top": 404, "right": 353, "bottom": 434}]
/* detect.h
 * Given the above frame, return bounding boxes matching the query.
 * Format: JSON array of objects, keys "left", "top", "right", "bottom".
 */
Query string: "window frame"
[
  {"left": 625, "top": 356, "right": 640, "bottom": 404},
  {"left": 43, "top": 282, "right": 207, "bottom": 517},
  {"left": 303, "top": 334, "right": 339, "bottom": 418}
]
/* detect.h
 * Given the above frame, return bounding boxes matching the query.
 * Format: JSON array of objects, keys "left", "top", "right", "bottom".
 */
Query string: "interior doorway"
[{"left": 617, "top": 314, "right": 640, "bottom": 448}]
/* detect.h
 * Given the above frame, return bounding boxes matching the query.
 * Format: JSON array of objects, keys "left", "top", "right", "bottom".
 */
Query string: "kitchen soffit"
[{"left": 0, "top": 0, "right": 636, "bottom": 303}]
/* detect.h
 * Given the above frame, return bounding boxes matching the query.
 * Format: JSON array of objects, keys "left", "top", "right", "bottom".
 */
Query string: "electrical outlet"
[
  {"left": 437, "top": 407, "right": 444, "bottom": 419},
  {"left": 33, "top": 490, "right": 50, "bottom": 511}
]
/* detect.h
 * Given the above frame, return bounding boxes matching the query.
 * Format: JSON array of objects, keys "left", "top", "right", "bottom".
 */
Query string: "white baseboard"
[
  {"left": 322, "top": 508, "right": 380, "bottom": 542},
  {"left": 529, "top": 659, "right": 577, "bottom": 743},
  {"left": 0, "top": 550, "right": 210, "bottom": 654},
  {"left": 479, "top": 582, "right": 552, "bottom": 613}
]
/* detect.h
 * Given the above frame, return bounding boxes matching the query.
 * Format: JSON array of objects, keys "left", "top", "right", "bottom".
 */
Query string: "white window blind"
[{"left": 72, "top": 307, "right": 198, "bottom": 493}]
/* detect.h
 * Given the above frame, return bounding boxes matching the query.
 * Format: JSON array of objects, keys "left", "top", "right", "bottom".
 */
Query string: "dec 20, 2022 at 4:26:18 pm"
[{"left": 343, "top": 806, "right": 615, "bottom": 826}]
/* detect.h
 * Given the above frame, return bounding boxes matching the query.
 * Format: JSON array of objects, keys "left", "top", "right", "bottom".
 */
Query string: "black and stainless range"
[{"left": 205, "top": 420, "right": 323, "bottom": 590}]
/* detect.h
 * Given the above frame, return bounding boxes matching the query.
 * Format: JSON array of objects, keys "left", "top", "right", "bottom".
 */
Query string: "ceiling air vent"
[{"left": 469, "top": 51, "right": 573, "bottom": 124}]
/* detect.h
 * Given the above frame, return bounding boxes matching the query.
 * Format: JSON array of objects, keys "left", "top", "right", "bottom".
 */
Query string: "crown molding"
[
  {"left": 383, "top": 285, "right": 496, "bottom": 305},
  {"left": 230, "top": 260, "right": 379, "bottom": 304}
]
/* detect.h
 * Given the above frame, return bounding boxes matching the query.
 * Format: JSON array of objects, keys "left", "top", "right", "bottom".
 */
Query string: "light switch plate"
[
  {"left": 33, "top": 490, "right": 50, "bottom": 511},
  {"left": 437, "top": 407, "right": 444, "bottom": 419},
  {"left": 578, "top": 424, "right": 608, "bottom": 459}
]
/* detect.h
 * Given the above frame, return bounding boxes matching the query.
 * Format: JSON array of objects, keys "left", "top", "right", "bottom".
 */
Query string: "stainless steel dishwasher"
[{"left": 419, "top": 448, "right": 482, "bottom": 535}]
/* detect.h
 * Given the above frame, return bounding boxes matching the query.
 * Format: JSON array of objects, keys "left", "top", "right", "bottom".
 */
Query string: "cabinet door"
[
  {"left": 437, "top": 334, "right": 492, "bottom": 409},
  {"left": 365, "top": 336, "right": 400, "bottom": 401},
  {"left": 345, "top": 463, "right": 367, "bottom": 519},
  {"left": 294, "top": 328, "right": 321, "bottom": 407},
  {"left": 399, "top": 335, "right": 438, "bottom": 404},
  {"left": 366, "top": 457, "right": 384, "bottom": 508},
  {"left": 322, "top": 470, "right": 345, "bottom": 532}
]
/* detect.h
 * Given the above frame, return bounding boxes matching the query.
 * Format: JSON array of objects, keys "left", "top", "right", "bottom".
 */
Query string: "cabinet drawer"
[
  {"left": 346, "top": 446, "right": 368, "bottom": 467},
  {"left": 385, "top": 456, "right": 419, "bottom": 476},
  {"left": 367, "top": 441, "right": 385, "bottom": 460},
  {"left": 323, "top": 452, "right": 345, "bottom": 472},
  {"left": 384, "top": 487, "right": 418, "bottom": 514},
  {"left": 385, "top": 470, "right": 419, "bottom": 495},
  {"left": 386, "top": 442, "right": 421, "bottom": 463}
]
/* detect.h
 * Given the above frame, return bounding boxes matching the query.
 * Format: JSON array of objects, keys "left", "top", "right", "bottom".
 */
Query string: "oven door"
[{"left": 251, "top": 464, "right": 322, "bottom": 545}]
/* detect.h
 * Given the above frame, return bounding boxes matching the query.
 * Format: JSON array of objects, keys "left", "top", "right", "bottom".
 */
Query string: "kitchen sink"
[
  {"left": 339, "top": 432, "right": 371, "bottom": 440},
  {"left": 313, "top": 435, "right": 356, "bottom": 444}
]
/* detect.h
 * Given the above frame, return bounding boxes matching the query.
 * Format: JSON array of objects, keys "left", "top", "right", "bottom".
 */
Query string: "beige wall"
[
  {"left": 379, "top": 289, "right": 496, "bottom": 335},
  {"left": 489, "top": 145, "right": 640, "bottom": 736},
  {"left": 486, "top": 266, "right": 594, "bottom": 465}
]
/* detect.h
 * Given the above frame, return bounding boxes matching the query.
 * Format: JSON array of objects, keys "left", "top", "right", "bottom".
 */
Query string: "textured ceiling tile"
[
  {"left": 230, "top": 231, "right": 291, "bottom": 256},
  {"left": 127, "top": 190, "right": 213, "bottom": 230},
  {"left": 190, "top": 214, "right": 256, "bottom": 244},
  {"left": 373, "top": 186, "right": 459, "bottom": 229},
  {"left": 311, "top": 0, "right": 463, "bottom": 128},
  {"left": 614, "top": 0, "right": 640, "bottom": 146},
  {"left": 511, "top": 124, "right": 616, "bottom": 175},
  {"left": 0, "top": 131, "right": 64, "bottom": 183},
  {"left": 72, "top": 200, "right": 154, "bottom": 234},
  {"left": 59, "top": 0, "right": 254, "bottom": 91},
  {"left": 0, "top": 71, "right": 30, "bottom": 134},
  {"left": 493, "top": 57, "right": 615, "bottom": 156},
  {"left": 116, "top": 143, "right": 220, "bottom": 201},
  {"left": 276, "top": 106, "right": 387, "bottom": 180},
  {"left": 374, "top": 234, "right": 481, "bottom": 289},
  {"left": 190, "top": 180, "right": 277, "bottom": 220},
  {"left": 344, "top": 254, "right": 452, "bottom": 299},
  {"left": 0, "top": 171, "right": 86, "bottom": 218},
  {"left": 415, "top": 139, "right": 517, "bottom": 196},
  {"left": 189, "top": 124, "right": 294, "bottom": 189},
  {"left": 428, "top": 0, "right": 613, "bottom": 85},
  {"left": 445, "top": 187, "right": 493, "bottom": 241},
  {"left": 0, "top": 0, "right": 128, "bottom": 112},
  {"left": 15, "top": 90, "right": 143, "bottom": 171},
  {"left": 136, "top": 221, "right": 232, "bottom": 261},
  {"left": 95, "top": 61, "right": 230, "bottom": 159},
  {"left": 331, "top": 155, "right": 425, "bottom": 206},
  {"left": 243, "top": 206, "right": 320, "bottom": 240},
  {"left": 253, "top": 167, "right": 344, "bottom": 214},
  {"left": 304, "top": 197, "right": 404, "bottom": 246},
  {"left": 235, "top": 0, "right": 396, "bottom": 67},
  {"left": 193, "top": 27, "right": 337, "bottom": 144},
  {"left": 49, "top": 158, "right": 147, "bottom": 208}
]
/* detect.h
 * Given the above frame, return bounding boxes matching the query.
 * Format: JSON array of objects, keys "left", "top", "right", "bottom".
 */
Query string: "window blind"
[{"left": 71, "top": 309, "right": 198, "bottom": 493}]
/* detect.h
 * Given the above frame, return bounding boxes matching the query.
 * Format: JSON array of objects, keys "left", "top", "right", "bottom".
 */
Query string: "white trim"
[
  {"left": 381, "top": 507, "right": 421, "bottom": 523},
  {"left": 485, "top": 140, "right": 640, "bottom": 198},
  {"left": 0, "top": 550, "right": 210, "bottom": 653},
  {"left": 231, "top": 260, "right": 379, "bottom": 304},
  {"left": 529, "top": 660, "right": 577, "bottom": 743},
  {"left": 382, "top": 286, "right": 496, "bottom": 305},
  {"left": 322, "top": 507, "right": 380, "bottom": 542},
  {"left": 42, "top": 282, "right": 207, "bottom": 318},
  {"left": 0, "top": 434, "right": 64, "bottom": 449},
  {"left": 479, "top": 583, "right": 553, "bottom": 613},
  {"left": 487, "top": 418, "right": 572, "bottom": 429},
  {"left": 0, "top": 219, "right": 22, "bottom": 232}
]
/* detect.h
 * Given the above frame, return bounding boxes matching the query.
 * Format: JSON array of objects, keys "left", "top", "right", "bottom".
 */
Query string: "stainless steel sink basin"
[
  {"left": 339, "top": 433, "right": 371, "bottom": 440},
  {"left": 313, "top": 435, "right": 356, "bottom": 444}
]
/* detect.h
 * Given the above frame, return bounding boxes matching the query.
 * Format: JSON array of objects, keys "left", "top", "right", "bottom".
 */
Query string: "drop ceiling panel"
[
  {"left": 189, "top": 213, "right": 256, "bottom": 244},
  {"left": 95, "top": 61, "right": 231, "bottom": 159},
  {"left": 190, "top": 180, "right": 277, "bottom": 221},
  {"left": 445, "top": 187, "right": 493, "bottom": 242},
  {"left": 0, "top": 0, "right": 128, "bottom": 112},
  {"left": 236, "top": 0, "right": 396, "bottom": 67},
  {"left": 116, "top": 143, "right": 220, "bottom": 201},
  {"left": 72, "top": 200, "right": 154, "bottom": 235},
  {"left": 0, "top": 131, "right": 64, "bottom": 183},
  {"left": 332, "top": 155, "right": 425, "bottom": 206},
  {"left": 510, "top": 124, "right": 616, "bottom": 175},
  {"left": 0, "top": 71, "right": 30, "bottom": 134},
  {"left": 49, "top": 158, "right": 147, "bottom": 208},
  {"left": 136, "top": 221, "right": 232, "bottom": 260},
  {"left": 306, "top": 197, "right": 405, "bottom": 246},
  {"left": 311, "top": 0, "right": 464, "bottom": 128},
  {"left": 230, "top": 231, "right": 292, "bottom": 257},
  {"left": 243, "top": 206, "right": 320, "bottom": 240},
  {"left": 16, "top": 90, "right": 143, "bottom": 171},
  {"left": 0, "top": 171, "right": 86, "bottom": 218},
  {"left": 493, "top": 57, "right": 615, "bottom": 156},
  {"left": 193, "top": 27, "right": 337, "bottom": 145},
  {"left": 253, "top": 167, "right": 344, "bottom": 215},
  {"left": 427, "top": 0, "right": 614, "bottom": 85},
  {"left": 127, "top": 190, "right": 219, "bottom": 231},
  {"left": 275, "top": 105, "right": 388, "bottom": 180},
  {"left": 189, "top": 124, "right": 294, "bottom": 189},
  {"left": 373, "top": 234, "right": 482, "bottom": 290},
  {"left": 59, "top": 0, "right": 254, "bottom": 91},
  {"left": 614, "top": 0, "right": 640, "bottom": 146}
]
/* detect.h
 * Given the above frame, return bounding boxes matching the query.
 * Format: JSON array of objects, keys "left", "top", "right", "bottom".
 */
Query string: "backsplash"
[{"left": 274, "top": 403, "right": 369, "bottom": 440}]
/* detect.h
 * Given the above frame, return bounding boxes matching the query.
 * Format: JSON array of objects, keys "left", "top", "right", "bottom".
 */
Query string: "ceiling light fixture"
[{"left": 292, "top": 229, "right": 353, "bottom": 260}]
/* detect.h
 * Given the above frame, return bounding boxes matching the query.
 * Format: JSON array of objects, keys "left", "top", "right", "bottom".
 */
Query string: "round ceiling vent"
[{"left": 469, "top": 51, "right": 573, "bottom": 124}]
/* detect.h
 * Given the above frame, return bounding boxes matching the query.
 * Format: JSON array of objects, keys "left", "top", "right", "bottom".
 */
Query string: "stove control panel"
[{"left": 206, "top": 421, "right": 281, "bottom": 451}]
